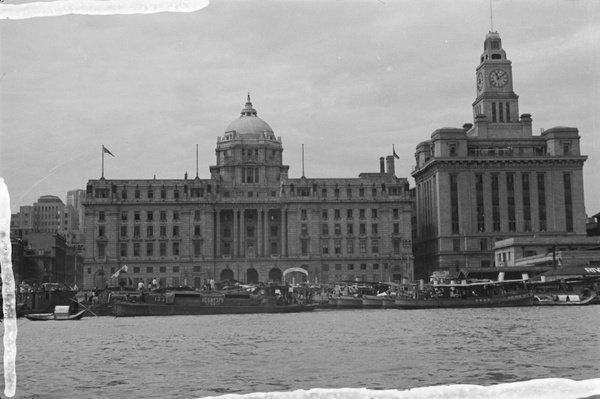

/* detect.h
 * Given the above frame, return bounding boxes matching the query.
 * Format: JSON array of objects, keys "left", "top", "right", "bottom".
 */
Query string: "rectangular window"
[
  {"left": 173, "top": 211, "right": 180, "bottom": 221},
  {"left": 359, "top": 240, "right": 366, "bottom": 254},
  {"left": 194, "top": 210, "right": 201, "bottom": 221},
  {"left": 148, "top": 188, "right": 153, "bottom": 199},
  {"left": 506, "top": 102, "right": 511, "bottom": 122},
  {"left": 359, "top": 224, "right": 366, "bottom": 235},
  {"left": 301, "top": 224, "right": 308, "bottom": 236},
  {"left": 160, "top": 226, "right": 167, "bottom": 237},
  {"left": 393, "top": 223, "right": 399, "bottom": 234},
  {"left": 347, "top": 240, "right": 354, "bottom": 254},
  {"left": 270, "top": 242, "right": 277, "bottom": 255},
  {"left": 372, "top": 224, "right": 378, "bottom": 235},
  {"left": 393, "top": 239, "right": 400, "bottom": 255},
  {"left": 135, "top": 189, "right": 140, "bottom": 199},
  {"left": 160, "top": 211, "right": 167, "bottom": 221},
  {"left": 334, "top": 209, "right": 341, "bottom": 219},
  {"left": 522, "top": 173, "right": 531, "bottom": 231},
  {"left": 194, "top": 225, "right": 201, "bottom": 236},
  {"left": 120, "top": 243, "right": 127, "bottom": 257},
  {"left": 98, "top": 242, "right": 106, "bottom": 257},
  {"left": 160, "top": 242, "right": 167, "bottom": 256},
  {"left": 453, "top": 239, "right": 460, "bottom": 252},
  {"left": 120, "top": 226, "right": 127, "bottom": 238},
  {"left": 346, "top": 188, "right": 352, "bottom": 198},
  {"left": 147, "top": 211, "right": 153, "bottom": 221},
  {"left": 334, "top": 241, "right": 341, "bottom": 254},
  {"left": 322, "top": 210, "right": 328, "bottom": 220},
  {"left": 147, "top": 267, "right": 153, "bottom": 274},
  {"left": 194, "top": 241, "right": 202, "bottom": 256},
  {"left": 146, "top": 242, "right": 153, "bottom": 256},
  {"left": 270, "top": 226, "right": 277, "bottom": 237},
  {"left": 347, "top": 209, "right": 353, "bottom": 219},
  {"left": 301, "top": 240, "right": 309, "bottom": 256},
  {"left": 301, "top": 209, "right": 307, "bottom": 220},
  {"left": 173, "top": 242, "right": 180, "bottom": 256},
  {"left": 359, "top": 209, "right": 365, "bottom": 219},
  {"left": 334, "top": 224, "right": 341, "bottom": 235},
  {"left": 372, "top": 240, "right": 379, "bottom": 253},
  {"left": 393, "top": 209, "right": 399, "bottom": 219},
  {"left": 147, "top": 226, "right": 153, "bottom": 237},
  {"left": 347, "top": 224, "right": 354, "bottom": 235},
  {"left": 98, "top": 211, "right": 105, "bottom": 222},
  {"left": 121, "top": 211, "right": 128, "bottom": 222},
  {"left": 476, "top": 174, "right": 485, "bottom": 232},
  {"left": 371, "top": 209, "right": 378, "bottom": 219},
  {"left": 507, "top": 173, "right": 516, "bottom": 232},
  {"left": 322, "top": 224, "right": 329, "bottom": 235},
  {"left": 322, "top": 241, "right": 329, "bottom": 254},
  {"left": 492, "top": 102, "right": 497, "bottom": 122},
  {"left": 98, "top": 226, "right": 105, "bottom": 237},
  {"left": 499, "top": 102, "right": 504, "bottom": 122},
  {"left": 173, "top": 226, "right": 179, "bottom": 237},
  {"left": 134, "top": 226, "right": 140, "bottom": 237},
  {"left": 347, "top": 264, "right": 354, "bottom": 271},
  {"left": 133, "top": 243, "right": 140, "bottom": 257},
  {"left": 538, "top": 173, "right": 547, "bottom": 231}
]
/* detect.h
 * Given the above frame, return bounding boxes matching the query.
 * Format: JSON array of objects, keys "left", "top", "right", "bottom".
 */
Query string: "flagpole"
[{"left": 101, "top": 145, "right": 105, "bottom": 178}]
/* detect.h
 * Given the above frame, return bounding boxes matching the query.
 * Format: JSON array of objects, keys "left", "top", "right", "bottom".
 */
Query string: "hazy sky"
[{"left": 1, "top": 0, "right": 599, "bottom": 215}]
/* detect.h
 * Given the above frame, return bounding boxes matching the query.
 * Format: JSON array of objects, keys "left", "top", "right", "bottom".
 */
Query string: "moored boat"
[
  {"left": 24, "top": 305, "right": 86, "bottom": 321},
  {"left": 534, "top": 292, "right": 598, "bottom": 306},
  {"left": 112, "top": 285, "right": 316, "bottom": 317},
  {"left": 362, "top": 295, "right": 386, "bottom": 308},
  {"left": 395, "top": 280, "right": 534, "bottom": 309}
]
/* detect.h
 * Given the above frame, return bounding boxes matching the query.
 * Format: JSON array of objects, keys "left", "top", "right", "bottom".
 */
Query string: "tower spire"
[{"left": 490, "top": 0, "right": 494, "bottom": 32}]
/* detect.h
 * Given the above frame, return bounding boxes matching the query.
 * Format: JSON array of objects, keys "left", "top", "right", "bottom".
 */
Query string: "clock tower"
[{"left": 471, "top": 31, "right": 522, "bottom": 137}]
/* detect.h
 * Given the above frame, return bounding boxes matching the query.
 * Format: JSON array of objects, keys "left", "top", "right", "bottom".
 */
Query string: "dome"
[{"left": 224, "top": 94, "right": 274, "bottom": 135}]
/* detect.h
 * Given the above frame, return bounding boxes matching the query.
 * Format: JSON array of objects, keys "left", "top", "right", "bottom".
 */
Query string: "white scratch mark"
[
  {"left": 0, "top": 0, "right": 210, "bottom": 20},
  {"left": 0, "top": 179, "right": 17, "bottom": 397}
]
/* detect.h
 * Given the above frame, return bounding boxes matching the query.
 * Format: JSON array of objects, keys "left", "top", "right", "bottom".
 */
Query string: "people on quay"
[
  {"left": 138, "top": 281, "right": 145, "bottom": 291},
  {"left": 152, "top": 277, "right": 158, "bottom": 289}
]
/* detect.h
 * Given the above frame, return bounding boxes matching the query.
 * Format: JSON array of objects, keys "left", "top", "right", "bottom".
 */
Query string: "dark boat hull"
[
  {"left": 395, "top": 293, "right": 534, "bottom": 309},
  {"left": 113, "top": 291, "right": 317, "bottom": 317}
]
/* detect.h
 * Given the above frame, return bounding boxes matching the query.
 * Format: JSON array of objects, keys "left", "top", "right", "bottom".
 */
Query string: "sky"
[{"left": 1, "top": 0, "right": 599, "bottom": 216}]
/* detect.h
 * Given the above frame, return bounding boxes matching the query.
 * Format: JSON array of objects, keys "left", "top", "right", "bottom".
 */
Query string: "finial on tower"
[
  {"left": 490, "top": 0, "right": 494, "bottom": 32},
  {"left": 247, "top": 92, "right": 251, "bottom": 102}
]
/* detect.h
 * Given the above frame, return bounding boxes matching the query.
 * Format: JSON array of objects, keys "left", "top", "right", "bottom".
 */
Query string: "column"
[
  {"left": 280, "top": 208, "right": 287, "bottom": 257},
  {"left": 240, "top": 209, "right": 246, "bottom": 258},
  {"left": 263, "top": 209, "right": 269, "bottom": 256},
  {"left": 233, "top": 209, "right": 239, "bottom": 258},
  {"left": 257, "top": 209, "right": 264, "bottom": 257},
  {"left": 215, "top": 209, "right": 221, "bottom": 257}
]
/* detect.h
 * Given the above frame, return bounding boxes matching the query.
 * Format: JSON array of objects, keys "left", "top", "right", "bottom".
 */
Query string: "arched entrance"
[
  {"left": 283, "top": 267, "right": 309, "bottom": 284},
  {"left": 268, "top": 268, "right": 282, "bottom": 283},
  {"left": 220, "top": 268, "right": 234, "bottom": 282},
  {"left": 247, "top": 268, "right": 259, "bottom": 284}
]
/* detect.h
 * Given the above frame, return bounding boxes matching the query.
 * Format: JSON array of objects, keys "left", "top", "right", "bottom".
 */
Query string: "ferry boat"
[
  {"left": 12, "top": 283, "right": 78, "bottom": 318},
  {"left": 112, "top": 285, "right": 316, "bottom": 317},
  {"left": 394, "top": 279, "right": 534, "bottom": 309}
]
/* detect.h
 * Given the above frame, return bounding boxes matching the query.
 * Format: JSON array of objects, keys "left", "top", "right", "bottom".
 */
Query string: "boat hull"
[
  {"left": 334, "top": 295, "right": 363, "bottom": 309},
  {"left": 24, "top": 310, "right": 86, "bottom": 321},
  {"left": 395, "top": 293, "right": 534, "bottom": 309},
  {"left": 113, "top": 291, "right": 316, "bottom": 317},
  {"left": 534, "top": 293, "right": 599, "bottom": 306},
  {"left": 362, "top": 295, "right": 385, "bottom": 308}
]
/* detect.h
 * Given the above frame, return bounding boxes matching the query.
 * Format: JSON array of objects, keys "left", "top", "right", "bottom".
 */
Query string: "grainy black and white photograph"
[{"left": 0, "top": 0, "right": 599, "bottom": 398}]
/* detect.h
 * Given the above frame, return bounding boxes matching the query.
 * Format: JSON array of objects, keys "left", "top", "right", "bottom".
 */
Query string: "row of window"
[
  {"left": 87, "top": 265, "right": 203, "bottom": 275},
  {"left": 96, "top": 241, "right": 203, "bottom": 258},
  {"left": 312, "top": 222, "right": 402, "bottom": 236},
  {"left": 301, "top": 208, "right": 401, "bottom": 220},
  {"left": 290, "top": 184, "right": 406, "bottom": 198},
  {"left": 322, "top": 263, "right": 388, "bottom": 271}
]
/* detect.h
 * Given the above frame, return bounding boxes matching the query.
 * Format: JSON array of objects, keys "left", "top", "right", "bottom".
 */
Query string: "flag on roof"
[{"left": 103, "top": 145, "right": 115, "bottom": 157}]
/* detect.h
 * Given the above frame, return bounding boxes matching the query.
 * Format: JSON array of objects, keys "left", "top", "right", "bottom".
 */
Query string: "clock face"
[
  {"left": 489, "top": 69, "right": 508, "bottom": 88},
  {"left": 477, "top": 72, "right": 483, "bottom": 91}
]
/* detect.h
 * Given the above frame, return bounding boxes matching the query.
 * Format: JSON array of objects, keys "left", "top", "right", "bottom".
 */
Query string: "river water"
[{"left": 3, "top": 306, "right": 599, "bottom": 399}]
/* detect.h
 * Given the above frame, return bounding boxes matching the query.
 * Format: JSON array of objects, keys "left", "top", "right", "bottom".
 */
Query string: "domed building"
[{"left": 82, "top": 96, "right": 414, "bottom": 290}]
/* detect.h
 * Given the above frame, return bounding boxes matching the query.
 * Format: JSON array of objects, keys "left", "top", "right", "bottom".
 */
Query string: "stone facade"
[
  {"left": 412, "top": 32, "right": 588, "bottom": 280},
  {"left": 82, "top": 97, "right": 414, "bottom": 289}
]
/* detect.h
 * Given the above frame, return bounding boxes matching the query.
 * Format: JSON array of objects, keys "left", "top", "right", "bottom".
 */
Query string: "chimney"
[
  {"left": 379, "top": 157, "right": 385, "bottom": 174},
  {"left": 386, "top": 155, "right": 395, "bottom": 176}
]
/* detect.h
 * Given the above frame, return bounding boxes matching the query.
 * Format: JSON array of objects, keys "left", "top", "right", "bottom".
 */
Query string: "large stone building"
[
  {"left": 412, "top": 31, "right": 588, "bottom": 280},
  {"left": 82, "top": 97, "right": 414, "bottom": 290}
]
